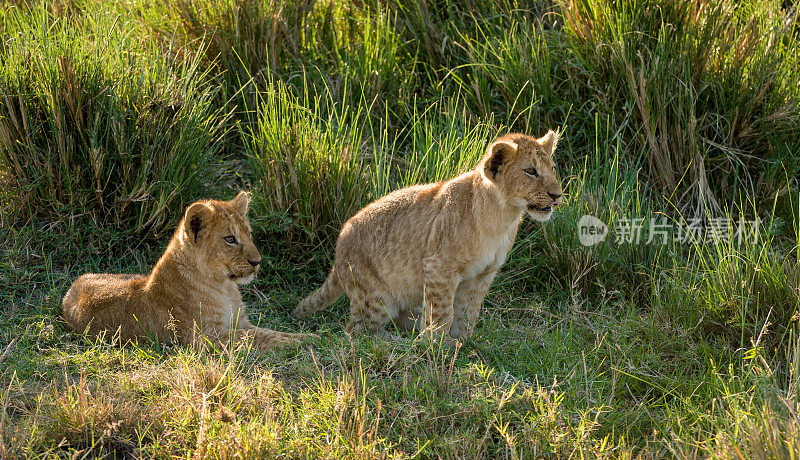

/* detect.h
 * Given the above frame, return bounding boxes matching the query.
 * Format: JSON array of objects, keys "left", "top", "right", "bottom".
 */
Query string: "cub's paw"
[
  {"left": 274, "top": 331, "right": 311, "bottom": 345},
  {"left": 254, "top": 331, "right": 313, "bottom": 350},
  {"left": 378, "top": 329, "right": 410, "bottom": 344},
  {"left": 447, "top": 324, "right": 475, "bottom": 341}
]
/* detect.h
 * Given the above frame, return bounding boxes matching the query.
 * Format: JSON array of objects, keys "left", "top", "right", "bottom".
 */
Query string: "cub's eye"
[
  {"left": 224, "top": 235, "right": 238, "bottom": 245},
  {"left": 524, "top": 167, "right": 539, "bottom": 177}
]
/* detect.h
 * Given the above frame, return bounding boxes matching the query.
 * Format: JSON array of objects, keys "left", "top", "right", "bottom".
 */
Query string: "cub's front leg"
[
  {"left": 421, "top": 258, "right": 460, "bottom": 339},
  {"left": 450, "top": 267, "right": 498, "bottom": 340}
]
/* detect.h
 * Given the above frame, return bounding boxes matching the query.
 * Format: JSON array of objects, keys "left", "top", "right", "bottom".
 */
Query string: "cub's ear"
[
  {"left": 483, "top": 139, "right": 518, "bottom": 180},
  {"left": 230, "top": 191, "right": 251, "bottom": 215},
  {"left": 537, "top": 130, "right": 559, "bottom": 156},
  {"left": 184, "top": 202, "right": 213, "bottom": 243}
]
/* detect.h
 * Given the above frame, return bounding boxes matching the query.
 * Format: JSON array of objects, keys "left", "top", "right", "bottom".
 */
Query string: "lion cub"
[
  {"left": 292, "top": 131, "right": 563, "bottom": 339},
  {"left": 62, "top": 192, "right": 305, "bottom": 350}
]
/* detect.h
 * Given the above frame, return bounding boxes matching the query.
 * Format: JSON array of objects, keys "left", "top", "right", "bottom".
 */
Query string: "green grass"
[
  {"left": 2, "top": 0, "right": 800, "bottom": 457},
  {"left": 0, "top": 3, "right": 225, "bottom": 235}
]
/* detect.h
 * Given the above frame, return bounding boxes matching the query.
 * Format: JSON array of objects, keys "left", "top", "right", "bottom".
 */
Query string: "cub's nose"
[
  {"left": 547, "top": 192, "right": 562, "bottom": 200},
  {"left": 248, "top": 259, "right": 261, "bottom": 267}
]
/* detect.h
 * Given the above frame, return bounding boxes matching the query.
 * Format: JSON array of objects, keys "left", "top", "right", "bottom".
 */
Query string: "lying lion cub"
[
  {"left": 62, "top": 192, "right": 305, "bottom": 350},
  {"left": 293, "top": 131, "right": 563, "bottom": 339}
]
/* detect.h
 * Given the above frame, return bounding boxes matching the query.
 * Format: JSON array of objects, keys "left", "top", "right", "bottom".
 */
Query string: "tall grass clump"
[
  {"left": 0, "top": 5, "right": 224, "bottom": 234},
  {"left": 141, "top": 0, "right": 413, "bottom": 132},
  {"left": 307, "top": 6, "right": 413, "bottom": 123},
  {"left": 371, "top": 0, "right": 538, "bottom": 84},
  {"left": 398, "top": 96, "right": 497, "bottom": 186},
  {"left": 455, "top": 12, "right": 575, "bottom": 133},
  {"left": 141, "top": 0, "right": 314, "bottom": 104},
  {"left": 244, "top": 80, "right": 388, "bottom": 246},
  {"left": 559, "top": 0, "right": 800, "bottom": 206}
]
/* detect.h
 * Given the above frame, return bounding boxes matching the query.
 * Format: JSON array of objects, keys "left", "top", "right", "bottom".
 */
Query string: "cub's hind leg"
[
  {"left": 337, "top": 260, "right": 397, "bottom": 337},
  {"left": 345, "top": 296, "right": 396, "bottom": 337},
  {"left": 395, "top": 308, "right": 422, "bottom": 333},
  {"left": 62, "top": 273, "right": 147, "bottom": 340}
]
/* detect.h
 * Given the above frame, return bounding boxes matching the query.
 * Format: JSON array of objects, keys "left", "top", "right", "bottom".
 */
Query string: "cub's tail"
[{"left": 291, "top": 269, "right": 343, "bottom": 319}]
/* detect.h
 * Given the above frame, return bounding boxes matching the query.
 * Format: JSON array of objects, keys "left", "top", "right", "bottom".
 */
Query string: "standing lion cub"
[
  {"left": 62, "top": 192, "right": 306, "bottom": 350},
  {"left": 292, "top": 131, "right": 563, "bottom": 339}
]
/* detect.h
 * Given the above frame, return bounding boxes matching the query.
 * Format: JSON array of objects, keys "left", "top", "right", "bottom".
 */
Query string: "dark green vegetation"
[{"left": 1, "top": 0, "right": 799, "bottom": 457}]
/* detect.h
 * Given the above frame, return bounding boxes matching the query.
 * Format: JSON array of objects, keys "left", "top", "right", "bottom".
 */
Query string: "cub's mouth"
[
  {"left": 229, "top": 269, "right": 257, "bottom": 281},
  {"left": 230, "top": 271, "right": 257, "bottom": 285},
  {"left": 527, "top": 204, "right": 553, "bottom": 213}
]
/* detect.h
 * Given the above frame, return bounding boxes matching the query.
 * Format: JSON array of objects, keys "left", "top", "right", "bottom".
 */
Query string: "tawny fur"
[
  {"left": 62, "top": 192, "right": 306, "bottom": 350},
  {"left": 292, "top": 131, "right": 563, "bottom": 339}
]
